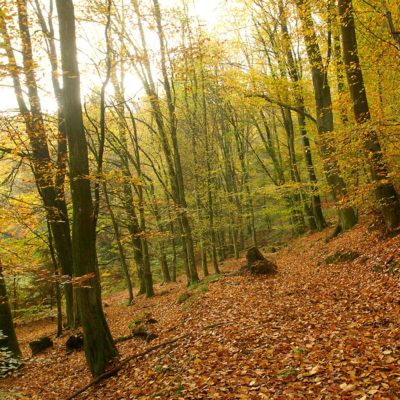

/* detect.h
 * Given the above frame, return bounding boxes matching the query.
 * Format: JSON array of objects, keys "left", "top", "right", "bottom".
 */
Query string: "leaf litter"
[{"left": 1, "top": 220, "right": 399, "bottom": 399}]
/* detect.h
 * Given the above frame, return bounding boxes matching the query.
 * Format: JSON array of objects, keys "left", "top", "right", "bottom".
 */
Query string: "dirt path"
[{"left": 1, "top": 223, "right": 399, "bottom": 399}]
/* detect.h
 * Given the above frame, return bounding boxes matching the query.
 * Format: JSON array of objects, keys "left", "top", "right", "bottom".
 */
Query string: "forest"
[{"left": 0, "top": 0, "right": 399, "bottom": 398}]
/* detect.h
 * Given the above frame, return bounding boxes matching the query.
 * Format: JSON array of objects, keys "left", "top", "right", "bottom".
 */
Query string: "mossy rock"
[
  {"left": 177, "top": 292, "right": 191, "bottom": 304},
  {"left": 131, "top": 324, "right": 158, "bottom": 342},
  {"left": 132, "top": 324, "right": 148, "bottom": 338},
  {"left": 129, "top": 312, "right": 158, "bottom": 329},
  {"left": 325, "top": 250, "right": 360, "bottom": 265}
]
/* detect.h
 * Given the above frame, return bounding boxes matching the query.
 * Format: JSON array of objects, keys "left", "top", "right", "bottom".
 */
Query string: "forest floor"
[{"left": 1, "top": 219, "right": 400, "bottom": 399}]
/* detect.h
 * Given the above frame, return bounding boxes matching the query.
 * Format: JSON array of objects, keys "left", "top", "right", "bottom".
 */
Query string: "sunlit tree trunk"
[
  {"left": 296, "top": 0, "right": 357, "bottom": 232},
  {"left": 153, "top": 0, "right": 198, "bottom": 282},
  {"left": 279, "top": 1, "right": 326, "bottom": 230}
]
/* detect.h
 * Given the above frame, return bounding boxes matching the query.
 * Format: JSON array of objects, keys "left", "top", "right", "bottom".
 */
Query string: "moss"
[
  {"left": 325, "top": 250, "right": 360, "bottom": 265},
  {"left": 388, "top": 260, "right": 398, "bottom": 274},
  {"left": 277, "top": 367, "right": 299, "bottom": 379},
  {"left": 177, "top": 292, "right": 191, "bottom": 304}
]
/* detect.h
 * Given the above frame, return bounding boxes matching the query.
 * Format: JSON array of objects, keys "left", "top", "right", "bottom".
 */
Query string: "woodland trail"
[{"left": 1, "top": 222, "right": 400, "bottom": 399}]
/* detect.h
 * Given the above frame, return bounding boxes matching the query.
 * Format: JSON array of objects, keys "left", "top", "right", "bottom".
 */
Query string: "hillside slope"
[{"left": 1, "top": 221, "right": 399, "bottom": 399}]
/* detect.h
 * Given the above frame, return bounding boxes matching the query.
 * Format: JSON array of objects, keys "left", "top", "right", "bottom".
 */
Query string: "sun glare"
[{"left": 0, "top": 0, "right": 225, "bottom": 113}]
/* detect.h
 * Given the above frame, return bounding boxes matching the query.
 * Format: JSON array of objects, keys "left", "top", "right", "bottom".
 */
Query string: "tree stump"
[
  {"left": 241, "top": 247, "right": 278, "bottom": 275},
  {"left": 29, "top": 336, "right": 53, "bottom": 355},
  {"left": 66, "top": 334, "right": 84, "bottom": 353}
]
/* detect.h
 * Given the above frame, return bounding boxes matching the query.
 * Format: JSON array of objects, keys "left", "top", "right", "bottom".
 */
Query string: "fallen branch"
[{"left": 64, "top": 322, "right": 227, "bottom": 400}]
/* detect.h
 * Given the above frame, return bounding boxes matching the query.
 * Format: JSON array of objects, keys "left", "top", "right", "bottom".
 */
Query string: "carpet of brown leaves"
[{"left": 1, "top": 221, "right": 399, "bottom": 399}]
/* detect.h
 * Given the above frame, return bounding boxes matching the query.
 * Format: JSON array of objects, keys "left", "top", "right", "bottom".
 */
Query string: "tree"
[
  {"left": 55, "top": 0, "right": 117, "bottom": 377},
  {"left": 295, "top": 0, "right": 358, "bottom": 232},
  {"left": 0, "top": 260, "right": 20, "bottom": 359},
  {"left": 338, "top": 0, "right": 400, "bottom": 229},
  {"left": 278, "top": 0, "right": 327, "bottom": 230},
  {"left": 0, "top": 0, "right": 76, "bottom": 328}
]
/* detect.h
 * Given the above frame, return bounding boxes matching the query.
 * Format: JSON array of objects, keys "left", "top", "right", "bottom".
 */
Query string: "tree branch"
[{"left": 246, "top": 93, "right": 317, "bottom": 124}]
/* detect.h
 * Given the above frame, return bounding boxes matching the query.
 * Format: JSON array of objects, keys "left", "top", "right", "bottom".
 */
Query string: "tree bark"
[
  {"left": 55, "top": 0, "right": 117, "bottom": 377},
  {"left": 296, "top": 0, "right": 357, "bottom": 231},
  {"left": 338, "top": 0, "right": 400, "bottom": 229},
  {"left": 0, "top": 261, "right": 20, "bottom": 358},
  {"left": 103, "top": 183, "right": 134, "bottom": 304},
  {"left": 1, "top": 0, "right": 76, "bottom": 329},
  {"left": 279, "top": 1, "right": 326, "bottom": 230}
]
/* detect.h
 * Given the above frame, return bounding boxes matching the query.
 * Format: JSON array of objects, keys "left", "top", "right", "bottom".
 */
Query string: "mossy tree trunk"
[
  {"left": 296, "top": 0, "right": 358, "bottom": 232},
  {"left": 339, "top": 0, "right": 400, "bottom": 229}
]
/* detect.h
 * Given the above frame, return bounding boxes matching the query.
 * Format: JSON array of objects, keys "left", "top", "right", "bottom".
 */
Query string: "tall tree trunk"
[
  {"left": 47, "top": 223, "right": 63, "bottom": 337},
  {"left": 151, "top": 190, "right": 171, "bottom": 284},
  {"left": 110, "top": 70, "right": 148, "bottom": 294},
  {"left": 1, "top": 1, "right": 76, "bottom": 329},
  {"left": 123, "top": 183, "right": 146, "bottom": 295},
  {"left": 168, "top": 211, "right": 178, "bottom": 282},
  {"left": 281, "top": 107, "right": 306, "bottom": 234},
  {"left": 279, "top": 1, "right": 326, "bottom": 230},
  {"left": 55, "top": 0, "right": 117, "bottom": 377},
  {"left": 130, "top": 0, "right": 197, "bottom": 284},
  {"left": 296, "top": 0, "right": 357, "bottom": 232},
  {"left": 338, "top": 0, "right": 400, "bottom": 229},
  {"left": 130, "top": 117, "right": 154, "bottom": 296},
  {"left": 153, "top": 0, "right": 198, "bottom": 282}
]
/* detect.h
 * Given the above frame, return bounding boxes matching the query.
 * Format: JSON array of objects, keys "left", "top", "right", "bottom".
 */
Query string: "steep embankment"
[{"left": 1, "top": 221, "right": 399, "bottom": 399}]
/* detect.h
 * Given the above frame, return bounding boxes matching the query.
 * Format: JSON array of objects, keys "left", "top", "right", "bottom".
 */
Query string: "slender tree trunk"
[
  {"left": 159, "top": 242, "right": 171, "bottom": 284},
  {"left": 165, "top": 200, "right": 178, "bottom": 282},
  {"left": 151, "top": 191, "right": 171, "bottom": 284},
  {"left": 281, "top": 107, "right": 306, "bottom": 234},
  {"left": 229, "top": 216, "right": 240, "bottom": 259},
  {"left": 103, "top": 183, "right": 134, "bottom": 304},
  {"left": 153, "top": 0, "right": 198, "bottom": 282},
  {"left": 279, "top": 1, "right": 326, "bottom": 230},
  {"left": 128, "top": 115, "right": 154, "bottom": 296},
  {"left": 47, "top": 223, "right": 63, "bottom": 337},
  {"left": 123, "top": 183, "right": 146, "bottom": 295}
]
